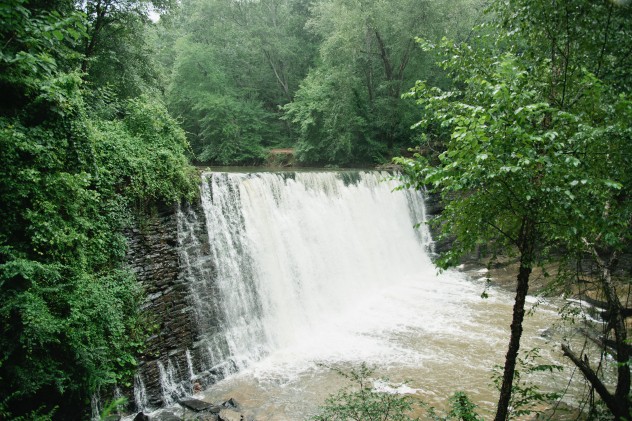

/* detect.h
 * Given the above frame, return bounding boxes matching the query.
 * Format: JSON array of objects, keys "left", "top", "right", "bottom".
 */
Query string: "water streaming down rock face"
[
  {"left": 142, "top": 171, "right": 435, "bottom": 407},
  {"left": 201, "top": 171, "right": 430, "bottom": 360}
]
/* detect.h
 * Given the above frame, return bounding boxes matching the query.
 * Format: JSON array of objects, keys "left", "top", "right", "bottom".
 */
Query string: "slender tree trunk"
[
  {"left": 81, "top": 0, "right": 108, "bottom": 74},
  {"left": 494, "top": 261, "right": 531, "bottom": 421},
  {"left": 494, "top": 218, "right": 535, "bottom": 421}
]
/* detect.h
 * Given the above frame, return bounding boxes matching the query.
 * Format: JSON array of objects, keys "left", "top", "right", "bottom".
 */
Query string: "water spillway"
[
  {"left": 134, "top": 170, "right": 576, "bottom": 418},
  {"left": 173, "top": 171, "right": 433, "bottom": 391},
  {"left": 204, "top": 172, "right": 430, "bottom": 355}
]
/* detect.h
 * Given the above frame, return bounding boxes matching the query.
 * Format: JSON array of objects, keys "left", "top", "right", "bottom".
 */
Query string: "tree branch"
[
  {"left": 595, "top": 1, "right": 614, "bottom": 79},
  {"left": 374, "top": 29, "right": 393, "bottom": 82},
  {"left": 561, "top": 344, "right": 622, "bottom": 417},
  {"left": 484, "top": 220, "right": 518, "bottom": 246}
]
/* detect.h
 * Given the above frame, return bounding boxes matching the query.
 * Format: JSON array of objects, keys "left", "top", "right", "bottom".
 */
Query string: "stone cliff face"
[{"left": 126, "top": 203, "right": 199, "bottom": 408}]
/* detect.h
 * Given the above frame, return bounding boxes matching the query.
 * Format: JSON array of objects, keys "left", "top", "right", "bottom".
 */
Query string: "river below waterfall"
[
  {"left": 138, "top": 171, "right": 595, "bottom": 420},
  {"left": 193, "top": 276, "right": 582, "bottom": 420}
]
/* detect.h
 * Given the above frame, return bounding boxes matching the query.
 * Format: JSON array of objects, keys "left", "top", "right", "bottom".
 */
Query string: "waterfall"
[
  {"left": 133, "top": 374, "right": 148, "bottom": 411},
  {"left": 139, "top": 171, "right": 439, "bottom": 408},
  {"left": 177, "top": 171, "right": 433, "bottom": 379},
  {"left": 137, "top": 170, "right": 579, "bottom": 418}
]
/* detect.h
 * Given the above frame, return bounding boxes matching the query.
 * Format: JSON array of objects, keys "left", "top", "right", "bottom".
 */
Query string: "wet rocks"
[
  {"left": 221, "top": 398, "right": 238, "bottom": 409},
  {"left": 179, "top": 398, "right": 218, "bottom": 413},
  {"left": 216, "top": 399, "right": 245, "bottom": 421},
  {"left": 133, "top": 412, "right": 150, "bottom": 421},
  {"left": 126, "top": 203, "right": 198, "bottom": 406},
  {"left": 151, "top": 411, "right": 182, "bottom": 421},
  {"left": 423, "top": 193, "right": 453, "bottom": 255},
  {"left": 126, "top": 199, "right": 235, "bottom": 409},
  {"left": 131, "top": 397, "right": 247, "bottom": 421}
]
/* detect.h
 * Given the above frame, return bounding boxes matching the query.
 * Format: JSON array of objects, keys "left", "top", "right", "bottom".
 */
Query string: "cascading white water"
[
  {"left": 157, "top": 360, "right": 188, "bottom": 407},
  {"left": 178, "top": 171, "right": 480, "bottom": 418},
  {"left": 157, "top": 170, "right": 584, "bottom": 419},
  {"left": 118, "top": 167, "right": 618, "bottom": 421},
  {"left": 185, "top": 171, "right": 435, "bottom": 372},
  {"left": 133, "top": 374, "right": 148, "bottom": 411}
]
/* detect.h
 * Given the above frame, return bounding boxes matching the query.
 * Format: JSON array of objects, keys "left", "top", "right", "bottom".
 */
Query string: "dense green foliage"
[
  {"left": 163, "top": 0, "right": 316, "bottom": 165},
  {"left": 81, "top": 0, "right": 177, "bottom": 99},
  {"left": 426, "top": 392, "right": 483, "bottom": 421},
  {"left": 167, "top": 34, "right": 270, "bottom": 165},
  {"left": 396, "top": 0, "right": 631, "bottom": 419},
  {"left": 159, "top": 0, "right": 483, "bottom": 166},
  {"left": 285, "top": 0, "right": 482, "bottom": 165},
  {"left": 0, "top": 0, "right": 196, "bottom": 418}
]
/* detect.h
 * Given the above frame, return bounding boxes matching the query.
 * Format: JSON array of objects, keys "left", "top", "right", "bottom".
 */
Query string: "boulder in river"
[
  {"left": 221, "top": 398, "right": 238, "bottom": 409},
  {"left": 133, "top": 412, "right": 150, "bottom": 421},
  {"left": 218, "top": 408, "right": 243, "bottom": 421},
  {"left": 179, "top": 398, "right": 216, "bottom": 412}
]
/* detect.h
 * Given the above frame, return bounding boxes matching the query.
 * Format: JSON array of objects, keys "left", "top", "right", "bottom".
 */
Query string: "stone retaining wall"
[{"left": 126, "top": 203, "right": 196, "bottom": 407}]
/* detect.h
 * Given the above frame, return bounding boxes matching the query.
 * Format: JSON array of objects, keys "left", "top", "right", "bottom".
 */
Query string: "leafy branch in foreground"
[
  {"left": 491, "top": 348, "right": 563, "bottom": 419},
  {"left": 396, "top": 1, "right": 632, "bottom": 418},
  {"left": 426, "top": 392, "right": 483, "bottom": 421},
  {"left": 312, "top": 363, "right": 419, "bottom": 421}
]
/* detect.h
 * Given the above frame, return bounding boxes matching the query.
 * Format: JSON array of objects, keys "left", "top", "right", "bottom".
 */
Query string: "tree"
[
  {"left": 396, "top": 0, "right": 631, "bottom": 419},
  {"left": 284, "top": 0, "right": 484, "bottom": 165},
  {"left": 163, "top": 0, "right": 316, "bottom": 164},
  {"left": 489, "top": 1, "right": 632, "bottom": 418},
  {"left": 166, "top": 34, "right": 270, "bottom": 165},
  {"left": 80, "top": 0, "right": 176, "bottom": 97},
  {"left": 0, "top": 1, "right": 196, "bottom": 418}
]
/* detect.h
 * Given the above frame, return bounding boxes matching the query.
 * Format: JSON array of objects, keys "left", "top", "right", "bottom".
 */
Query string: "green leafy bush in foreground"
[
  {"left": 426, "top": 392, "right": 483, "bottom": 421},
  {"left": 314, "top": 358, "right": 565, "bottom": 421}
]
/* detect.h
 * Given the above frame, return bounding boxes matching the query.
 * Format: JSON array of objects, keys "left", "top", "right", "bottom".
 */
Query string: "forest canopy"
[{"left": 164, "top": 0, "right": 483, "bottom": 166}]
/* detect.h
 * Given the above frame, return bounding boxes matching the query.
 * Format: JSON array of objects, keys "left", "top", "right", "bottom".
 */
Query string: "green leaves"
[
  {"left": 284, "top": 0, "right": 485, "bottom": 165},
  {"left": 400, "top": 35, "right": 632, "bottom": 263},
  {"left": 163, "top": 0, "right": 317, "bottom": 164},
  {"left": 426, "top": 392, "right": 483, "bottom": 421},
  {"left": 166, "top": 34, "right": 274, "bottom": 165},
  {"left": 0, "top": 1, "right": 86, "bottom": 102},
  {"left": 399, "top": 2, "right": 632, "bottom": 418},
  {"left": 85, "top": 96, "right": 198, "bottom": 207},
  {"left": 313, "top": 363, "right": 418, "bottom": 421},
  {"left": 491, "top": 349, "right": 563, "bottom": 418},
  {"left": 0, "top": 3, "right": 197, "bottom": 418}
]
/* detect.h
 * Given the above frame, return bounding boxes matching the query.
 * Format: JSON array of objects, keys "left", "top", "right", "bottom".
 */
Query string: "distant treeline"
[{"left": 162, "top": 0, "right": 484, "bottom": 166}]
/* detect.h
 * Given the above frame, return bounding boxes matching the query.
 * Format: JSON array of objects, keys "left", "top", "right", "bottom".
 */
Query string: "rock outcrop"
[{"left": 126, "top": 203, "right": 198, "bottom": 408}]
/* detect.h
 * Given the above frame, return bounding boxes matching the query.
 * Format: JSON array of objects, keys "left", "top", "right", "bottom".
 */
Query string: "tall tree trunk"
[
  {"left": 599, "top": 259, "right": 630, "bottom": 413},
  {"left": 81, "top": 0, "right": 109, "bottom": 74},
  {"left": 494, "top": 218, "right": 535, "bottom": 421},
  {"left": 494, "top": 262, "right": 531, "bottom": 421}
]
